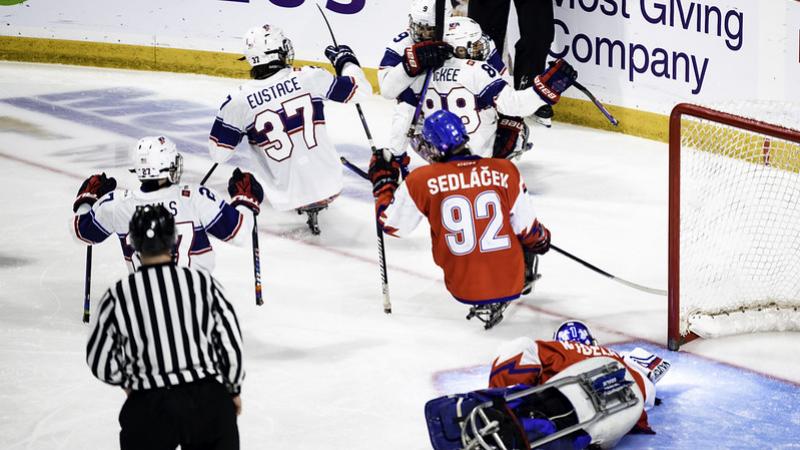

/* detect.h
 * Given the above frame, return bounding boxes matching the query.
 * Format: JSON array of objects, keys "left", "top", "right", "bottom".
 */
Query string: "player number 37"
[{"left": 441, "top": 191, "right": 510, "bottom": 256}]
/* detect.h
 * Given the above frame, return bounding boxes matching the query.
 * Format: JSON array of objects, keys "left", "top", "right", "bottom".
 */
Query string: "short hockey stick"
[
  {"left": 202, "top": 162, "right": 263, "bottom": 306},
  {"left": 82, "top": 246, "right": 92, "bottom": 323},
  {"left": 252, "top": 215, "right": 263, "bottom": 306},
  {"left": 317, "top": 4, "right": 392, "bottom": 313},
  {"left": 573, "top": 81, "right": 619, "bottom": 127},
  {"left": 550, "top": 244, "right": 665, "bottom": 296}
]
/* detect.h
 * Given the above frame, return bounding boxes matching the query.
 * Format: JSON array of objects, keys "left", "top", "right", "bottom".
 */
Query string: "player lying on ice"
[
  {"left": 368, "top": 109, "right": 551, "bottom": 330},
  {"left": 71, "top": 136, "right": 263, "bottom": 273},
  {"left": 208, "top": 24, "right": 371, "bottom": 235},
  {"left": 425, "top": 320, "right": 671, "bottom": 449}
]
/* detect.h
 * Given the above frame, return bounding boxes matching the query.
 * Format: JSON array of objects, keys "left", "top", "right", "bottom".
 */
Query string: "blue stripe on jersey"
[
  {"left": 206, "top": 203, "right": 243, "bottom": 241},
  {"left": 476, "top": 79, "right": 508, "bottom": 110},
  {"left": 326, "top": 76, "right": 357, "bottom": 103},
  {"left": 398, "top": 87, "right": 419, "bottom": 107},
  {"left": 487, "top": 50, "right": 506, "bottom": 74},
  {"left": 75, "top": 211, "right": 112, "bottom": 243},
  {"left": 380, "top": 48, "right": 403, "bottom": 68},
  {"left": 190, "top": 228, "right": 212, "bottom": 255},
  {"left": 210, "top": 117, "right": 244, "bottom": 149}
]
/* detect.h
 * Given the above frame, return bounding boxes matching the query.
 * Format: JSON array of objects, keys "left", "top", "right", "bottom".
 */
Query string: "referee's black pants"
[
  {"left": 119, "top": 379, "right": 239, "bottom": 450},
  {"left": 469, "top": 0, "right": 554, "bottom": 88}
]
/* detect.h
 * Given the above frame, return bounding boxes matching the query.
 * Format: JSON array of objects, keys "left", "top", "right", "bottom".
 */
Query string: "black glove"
[
  {"left": 368, "top": 150, "right": 402, "bottom": 198},
  {"left": 532, "top": 59, "right": 578, "bottom": 105},
  {"left": 402, "top": 41, "right": 451, "bottom": 77},
  {"left": 493, "top": 115, "right": 530, "bottom": 159},
  {"left": 73, "top": 173, "right": 117, "bottom": 212},
  {"left": 227, "top": 168, "right": 264, "bottom": 214},
  {"left": 527, "top": 223, "right": 551, "bottom": 255},
  {"left": 324, "top": 44, "right": 360, "bottom": 76}
]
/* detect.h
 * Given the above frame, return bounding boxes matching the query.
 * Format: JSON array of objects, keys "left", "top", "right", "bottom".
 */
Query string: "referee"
[
  {"left": 469, "top": 0, "right": 555, "bottom": 122},
  {"left": 86, "top": 204, "right": 244, "bottom": 450}
]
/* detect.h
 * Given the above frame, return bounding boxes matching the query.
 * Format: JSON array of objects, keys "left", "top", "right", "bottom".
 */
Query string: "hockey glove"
[
  {"left": 73, "top": 172, "right": 117, "bottom": 212},
  {"left": 623, "top": 347, "right": 672, "bottom": 384},
  {"left": 402, "top": 41, "right": 452, "bottom": 77},
  {"left": 392, "top": 151, "right": 411, "bottom": 179},
  {"left": 532, "top": 59, "right": 578, "bottom": 105},
  {"left": 228, "top": 168, "right": 264, "bottom": 215},
  {"left": 324, "top": 45, "right": 360, "bottom": 77},
  {"left": 493, "top": 115, "right": 531, "bottom": 159},
  {"left": 525, "top": 221, "right": 551, "bottom": 255},
  {"left": 368, "top": 149, "right": 402, "bottom": 198}
]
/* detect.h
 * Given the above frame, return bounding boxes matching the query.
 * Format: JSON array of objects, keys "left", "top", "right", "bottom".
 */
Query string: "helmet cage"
[
  {"left": 409, "top": 15, "right": 437, "bottom": 42},
  {"left": 452, "top": 34, "right": 491, "bottom": 60}
]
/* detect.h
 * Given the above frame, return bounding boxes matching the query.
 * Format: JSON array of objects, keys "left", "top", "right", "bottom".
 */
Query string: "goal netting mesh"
[{"left": 674, "top": 101, "right": 800, "bottom": 339}]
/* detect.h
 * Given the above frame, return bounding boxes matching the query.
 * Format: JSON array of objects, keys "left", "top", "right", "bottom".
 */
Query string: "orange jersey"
[
  {"left": 489, "top": 338, "right": 655, "bottom": 432},
  {"left": 379, "top": 156, "right": 544, "bottom": 303}
]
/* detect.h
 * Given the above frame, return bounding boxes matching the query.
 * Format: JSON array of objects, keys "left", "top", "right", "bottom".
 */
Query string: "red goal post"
[{"left": 668, "top": 103, "right": 800, "bottom": 351}]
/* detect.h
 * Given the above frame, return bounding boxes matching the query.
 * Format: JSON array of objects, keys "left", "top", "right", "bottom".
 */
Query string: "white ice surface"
[{"left": 0, "top": 62, "right": 798, "bottom": 449}]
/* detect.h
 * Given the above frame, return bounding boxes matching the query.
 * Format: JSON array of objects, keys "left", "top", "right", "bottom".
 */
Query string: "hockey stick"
[
  {"left": 252, "top": 215, "right": 263, "bottom": 306},
  {"left": 341, "top": 156, "right": 368, "bottom": 179},
  {"left": 82, "top": 246, "right": 92, "bottom": 323},
  {"left": 550, "top": 244, "right": 665, "bottom": 296},
  {"left": 573, "top": 81, "right": 619, "bottom": 127},
  {"left": 200, "top": 163, "right": 218, "bottom": 185},
  {"left": 406, "top": 0, "right": 446, "bottom": 140},
  {"left": 318, "top": 4, "right": 392, "bottom": 313},
  {"left": 202, "top": 162, "right": 263, "bottom": 306}
]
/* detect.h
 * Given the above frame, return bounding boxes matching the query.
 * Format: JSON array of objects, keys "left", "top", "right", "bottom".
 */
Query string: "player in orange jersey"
[
  {"left": 490, "top": 320, "right": 671, "bottom": 441},
  {"left": 368, "top": 109, "right": 551, "bottom": 329},
  {"left": 425, "top": 321, "right": 670, "bottom": 449}
]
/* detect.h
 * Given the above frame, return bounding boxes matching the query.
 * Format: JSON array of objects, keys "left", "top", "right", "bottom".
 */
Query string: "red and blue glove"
[
  {"left": 533, "top": 59, "right": 578, "bottom": 105},
  {"left": 228, "top": 168, "right": 264, "bottom": 215},
  {"left": 368, "top": 149, "right": 403, "bottom": 198},
  {"left": 403, "top": 41, "right": 452, "bottom": 77},
  {"left": 73, "top": 173, "right": 117, "bottom": 212}
]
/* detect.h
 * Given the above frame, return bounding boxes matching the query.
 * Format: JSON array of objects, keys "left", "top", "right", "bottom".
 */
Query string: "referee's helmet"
[{"left": 129, "top": 204, "right": 176, "bottom": 257}]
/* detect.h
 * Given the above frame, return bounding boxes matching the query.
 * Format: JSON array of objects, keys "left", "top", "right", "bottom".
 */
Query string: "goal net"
[{"left": 668, "top": 103, "right": 800, "bottom": 350}]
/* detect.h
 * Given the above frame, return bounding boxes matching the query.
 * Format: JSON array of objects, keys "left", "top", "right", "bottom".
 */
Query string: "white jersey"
[
  {"left": 378, "top": 30, "right": 544, "bottom": 157},
  {"left": 72, "top": 184, "right": 253, "bottom": 273},
  {"left": 209, "top": 64, "right": 370, "bottom": 211}
]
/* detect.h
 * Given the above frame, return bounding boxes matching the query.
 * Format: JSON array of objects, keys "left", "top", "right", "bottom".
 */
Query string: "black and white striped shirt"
[{"left": 86, "top": 263, "right": 244, "bottom": 394}]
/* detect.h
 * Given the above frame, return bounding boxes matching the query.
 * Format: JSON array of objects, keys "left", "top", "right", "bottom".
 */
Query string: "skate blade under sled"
[{"left": 424, "top": 361, "right": 640, "bottom": 450}]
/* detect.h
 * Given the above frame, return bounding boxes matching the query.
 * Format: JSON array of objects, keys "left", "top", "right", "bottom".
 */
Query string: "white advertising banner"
[
  {"left": 2, "top": 0, "right": 410, "bottom": 67},
  {"left": 506, "top": 0, "right": 799, "bottom": 115}
]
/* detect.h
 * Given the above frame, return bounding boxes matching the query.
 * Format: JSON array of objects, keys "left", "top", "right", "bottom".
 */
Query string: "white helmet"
[
  {"left": 444, "top": 16, "right": 491, "bottom": 61},
  {"left": 241, "top": 24, "right": 295, "bottom": 68},
  {"left": 130, "top": 136, "right": 183, "bottom": 184},
  {"left": 408, "top": 0, "right": 452, "bottom": 42}
]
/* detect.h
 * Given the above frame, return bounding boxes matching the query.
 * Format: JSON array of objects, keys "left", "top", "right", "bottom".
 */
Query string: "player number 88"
[{"left": 424, "top": 87, "right": 480, "bottom": 134}]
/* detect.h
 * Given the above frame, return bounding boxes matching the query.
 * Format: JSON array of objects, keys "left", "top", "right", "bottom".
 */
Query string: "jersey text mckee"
[
  {"left": 246, "top": 77, "right": 302, "bottom": 109},
  {"left": 426, "top": 166, "right": 510, "bottom": 194}
]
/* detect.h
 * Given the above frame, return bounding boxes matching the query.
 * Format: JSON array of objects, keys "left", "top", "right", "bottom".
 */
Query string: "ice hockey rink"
[{"left": 1, "top": 61, "right": 799, "bottom": 449}]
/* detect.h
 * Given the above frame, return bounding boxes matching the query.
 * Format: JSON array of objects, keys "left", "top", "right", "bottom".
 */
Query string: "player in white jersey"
[
  {"left": 72, "top": 136, "right": 263, "bottom": 273},
  {"left": 379, "top": 12, "right": 578, "bottom": 160},
  {"left": 208, "top": 24, "right": 371, "bottom": 234}
]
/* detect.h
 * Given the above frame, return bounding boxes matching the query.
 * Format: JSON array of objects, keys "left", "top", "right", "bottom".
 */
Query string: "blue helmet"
[
  {"left": 421, "top": 110, "right": 469, "bottom": 160},
  {"left": 553, "top": 320, "right": 597, "bottom": 346}
]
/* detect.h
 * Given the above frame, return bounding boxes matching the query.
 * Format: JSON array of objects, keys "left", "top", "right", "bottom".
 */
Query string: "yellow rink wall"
[{"left": 0, "top": 36, "right": 669, "bottom": 143}]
